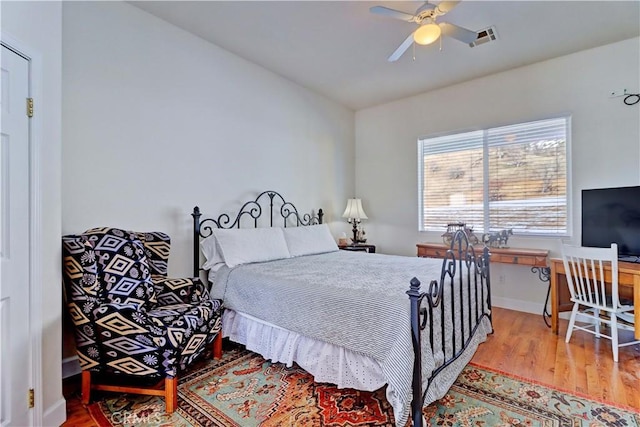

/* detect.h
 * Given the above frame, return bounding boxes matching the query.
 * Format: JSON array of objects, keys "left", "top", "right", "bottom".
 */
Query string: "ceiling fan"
[{"left": 370, "top": 1, "right": 478, "bottom": 62}]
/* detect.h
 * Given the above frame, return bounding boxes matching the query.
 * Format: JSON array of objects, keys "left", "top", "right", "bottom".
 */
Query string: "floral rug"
[{"left": 87, "top": 347, "right": 639, "bottom": 426}]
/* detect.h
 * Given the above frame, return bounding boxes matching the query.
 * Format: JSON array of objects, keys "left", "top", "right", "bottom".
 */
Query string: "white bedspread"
[{"left": 211, "top": 250, "right": 491, "bottom": 426}]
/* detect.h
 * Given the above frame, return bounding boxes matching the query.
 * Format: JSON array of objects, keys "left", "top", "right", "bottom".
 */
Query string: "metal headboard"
[{"left": 191, "top": 190, "right": 324, "bottom": 277}]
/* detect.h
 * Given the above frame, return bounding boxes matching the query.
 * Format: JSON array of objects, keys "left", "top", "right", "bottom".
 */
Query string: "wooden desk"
[
  {"left": 550, "top": 258, "right": 640, "bottom": 339},
  {"left": 418, "top": 243, "right": 552, "bottom": 324},
  {"left": 417, "top": 243, "right": 548, "bottom": 268}
]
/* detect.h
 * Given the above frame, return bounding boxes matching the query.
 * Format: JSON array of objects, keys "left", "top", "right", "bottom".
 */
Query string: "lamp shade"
[
  {"left": 342, "top": 198, "right": 368, "bottom": 220},
  {"left": 413, "top": 23, "right": 441, "bottom": 45}
]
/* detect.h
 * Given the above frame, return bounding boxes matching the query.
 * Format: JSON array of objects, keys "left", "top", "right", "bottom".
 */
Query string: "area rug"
[{"left": 87, "top": 347, "right": 639, "bottom": 427}]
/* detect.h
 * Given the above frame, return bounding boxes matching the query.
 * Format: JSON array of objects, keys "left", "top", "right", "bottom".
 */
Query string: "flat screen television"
[{"left": 582, "top": 186, "right": 640, "bottom": 262}]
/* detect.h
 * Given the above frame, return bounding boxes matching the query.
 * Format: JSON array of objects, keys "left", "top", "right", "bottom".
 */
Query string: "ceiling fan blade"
[
  {"left": 370, "top": 6, "right": 416, "bottom": 22},
  {"left": 439, "top": 22, "right": 477, "bottom": 44},
  {"left": 388, "top": 32, "right": 415, "bottom": 62},
  {"left": 435, "top": 1, "right": 461, "bottom": 14}
]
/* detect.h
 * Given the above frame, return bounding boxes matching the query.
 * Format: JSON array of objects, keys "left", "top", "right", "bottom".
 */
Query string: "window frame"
[{"left": 417, "top": 115, "right": 572, "bottom": 238}]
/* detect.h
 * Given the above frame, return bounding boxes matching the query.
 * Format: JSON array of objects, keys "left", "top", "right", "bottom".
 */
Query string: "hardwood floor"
[
  {"left": 473, "top": 307, "right": 640, "bottom": 409},
  {"left": 61, "top": 307, "right": 640, "bottom": 426}
]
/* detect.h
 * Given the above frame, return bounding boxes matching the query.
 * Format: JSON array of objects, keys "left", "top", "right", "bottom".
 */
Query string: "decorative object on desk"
[
  {"left": 482, "top": 228, "right": 513, "bottom": 248},
  {"left": 342, "top": 198, "right": 368, "bottom": 243},
  {"left": 442, "top": 222, "right": 479, "bottom": 245}
]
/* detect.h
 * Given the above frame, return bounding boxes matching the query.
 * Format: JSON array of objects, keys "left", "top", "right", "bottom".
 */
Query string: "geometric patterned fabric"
[{"left": 62, "top": 227, "right": 222, "bottom": 379}]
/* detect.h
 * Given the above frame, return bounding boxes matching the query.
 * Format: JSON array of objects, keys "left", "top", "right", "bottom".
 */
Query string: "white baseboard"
[
  {"left": 42, "top": 397, "right": 67, "bottom": 427},
  {"left": 492, "top": 296, "right": 571, "bottom": 320},
  {"left": 491, "top": 296, "right": 544, "bottom": 315},
  {"left": 62, "top": 355, "right": 81, "bottom": 379}
]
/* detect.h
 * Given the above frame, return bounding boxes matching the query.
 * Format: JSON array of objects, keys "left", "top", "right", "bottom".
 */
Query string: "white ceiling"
[{"left": 130, "top": 1, "right": 640, "bottom": 110}]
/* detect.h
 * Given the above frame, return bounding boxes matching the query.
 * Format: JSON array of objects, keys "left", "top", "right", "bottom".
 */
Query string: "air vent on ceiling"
[{"left": 469, "top": 26, "right": 497, "bottom": 48}]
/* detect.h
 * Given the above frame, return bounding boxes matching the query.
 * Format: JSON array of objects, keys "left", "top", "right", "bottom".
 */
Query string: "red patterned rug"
[{"left": 87, "top": 347, "right": 639, "bottom": 426}]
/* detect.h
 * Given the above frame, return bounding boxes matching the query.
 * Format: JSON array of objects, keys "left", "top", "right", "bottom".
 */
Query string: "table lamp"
[{"left": 342, "top": 198, "right": 368, "bottom": 244}]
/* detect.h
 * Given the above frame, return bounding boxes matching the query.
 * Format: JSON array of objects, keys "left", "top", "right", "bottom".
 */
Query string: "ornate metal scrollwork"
[
  {"left": 531, "top": 266, "right": 550, "bottom": 282},
  {"left": 408, "top": 226, "right": 493, "bottom": 427},
  {"left": 281, "top": 201, "right": 321, "bottom": 226},
  {"left": 531, "top": 266, "right": 552, "bottom": 327},
  {"left": 426, "top": 279, "right": 441, "bottom": 309},
  {"left": 191, "top": 190, "right": 323, "bottom": 277}
]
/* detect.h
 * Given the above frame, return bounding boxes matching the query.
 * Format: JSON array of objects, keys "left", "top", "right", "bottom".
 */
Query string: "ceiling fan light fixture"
[{"left": 413, "top": 23, "right": 441, "bottom": 45}]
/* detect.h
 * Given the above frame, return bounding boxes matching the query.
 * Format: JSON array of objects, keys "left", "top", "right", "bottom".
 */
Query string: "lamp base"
[
  {"left": 350, "top": 221, "right": 366, "bottom": 244},
  {"left": 351, "top": 222, "right": 359, "bottom": 245}
]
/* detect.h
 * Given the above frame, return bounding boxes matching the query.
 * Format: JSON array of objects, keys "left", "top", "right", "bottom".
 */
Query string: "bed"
[{"left": 191, "top": 190, "right": 492, "bottom": 427}]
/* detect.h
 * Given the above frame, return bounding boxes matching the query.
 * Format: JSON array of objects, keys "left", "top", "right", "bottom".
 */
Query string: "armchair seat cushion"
[
  {"left": 147, "top": 301, "right": 220, "bottom": 338},
  {"left": 147, "top": 299, "right": 222, "bottom": 364}
]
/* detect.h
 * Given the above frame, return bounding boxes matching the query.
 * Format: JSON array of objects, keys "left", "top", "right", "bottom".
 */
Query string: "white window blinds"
[{"left": 419, "top": 116, "right": 569, "bottom": 235}]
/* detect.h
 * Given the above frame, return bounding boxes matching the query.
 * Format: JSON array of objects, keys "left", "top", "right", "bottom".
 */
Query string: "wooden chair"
[{"left": 561, "top": 242, "right": 639, "bottom": 362}]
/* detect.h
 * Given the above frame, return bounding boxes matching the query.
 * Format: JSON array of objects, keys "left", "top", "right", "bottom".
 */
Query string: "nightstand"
[{"left": 338, "top": 244, "right": 376, "bottom": 253}]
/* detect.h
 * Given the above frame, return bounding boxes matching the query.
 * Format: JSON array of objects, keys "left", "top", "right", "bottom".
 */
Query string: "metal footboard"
[{"left": 407, "top": 230, "right": 492, "bottom": 427}]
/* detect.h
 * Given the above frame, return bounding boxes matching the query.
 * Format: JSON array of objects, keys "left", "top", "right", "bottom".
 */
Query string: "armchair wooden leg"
[
  {"left": 165, "top": 377, "right": 178, "bottom": 413},
  {"left": 81, "top": 371, "right": 92, "bottom": 405},
  {"left": 213, "top": 332, "right": 222, "bottom": 359}
]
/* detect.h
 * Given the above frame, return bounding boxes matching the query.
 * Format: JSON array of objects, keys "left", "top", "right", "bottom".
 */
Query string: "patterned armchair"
[{"left": 62, "top": 227, "right": 223, "bottom": 412}]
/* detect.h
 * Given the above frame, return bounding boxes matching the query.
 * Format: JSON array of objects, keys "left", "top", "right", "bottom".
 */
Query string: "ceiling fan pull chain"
[{"left": 412, "top": 42, "right": 416, "bottom": 61}]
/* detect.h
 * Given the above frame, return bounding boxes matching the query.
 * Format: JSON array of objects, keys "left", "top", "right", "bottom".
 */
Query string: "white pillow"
[
  {"left": 200, "top": 235, "right": 226, "bottom": 273},
  {"left": 282, "top": 224, "right": 339, "bottom": 257},
  {"left": 213, "top": 227, "right": 291, "bottom": 268}
]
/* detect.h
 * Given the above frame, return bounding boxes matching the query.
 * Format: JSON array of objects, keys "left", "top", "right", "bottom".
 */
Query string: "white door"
[{"left": 0, "top": 44, "right": 31, "bottom": 427}]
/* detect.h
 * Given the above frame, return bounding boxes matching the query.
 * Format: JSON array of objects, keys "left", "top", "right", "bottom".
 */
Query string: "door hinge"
[
  {"left": 28, "top": 388, "right": 34, "bottom": 408},
  {"left": 27, "top": 98, "right": 34, "bottom": 118}
]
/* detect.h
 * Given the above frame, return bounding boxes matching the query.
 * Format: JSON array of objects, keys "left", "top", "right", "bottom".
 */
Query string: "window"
[{"left": 418, "top": 116, "right": 570, "bottom": 236}]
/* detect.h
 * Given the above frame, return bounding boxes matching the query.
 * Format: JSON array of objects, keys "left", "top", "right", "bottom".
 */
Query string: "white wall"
[
  {"left": 61, "top": 2, "right": 354, "bottom": 358},
  {"left": 62, "top": 1, "right": 355, "bottom": 273},
  {"left": 355, "top": 37, "right": 640, "bottom": 313},
  {"left": 1, "top": 1, "right": 65, "bottom": 425}
]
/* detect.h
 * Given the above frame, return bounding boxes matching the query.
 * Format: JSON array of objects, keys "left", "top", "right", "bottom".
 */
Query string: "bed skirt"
[
  {"left": 222, "top": 309, "right": 387, "bottom": 391},
  {"left": 222, "top": 308, "right": 491, "bottom": 426}
]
